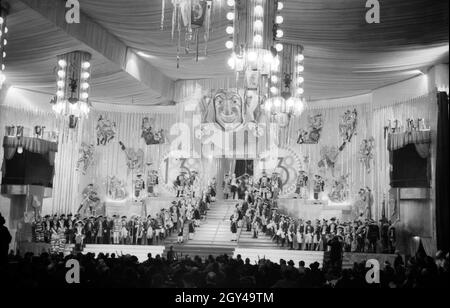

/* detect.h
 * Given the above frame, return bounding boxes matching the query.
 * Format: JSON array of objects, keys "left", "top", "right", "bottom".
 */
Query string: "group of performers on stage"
[
  {"left": 223, "top": 171, "right": 283, "bottom": 201},
  {"left": 31, "top": 192, "right": 214, "bottom": 251},
  {"left": 174, "top": 171, "right": 213, "bottom": 199},
  {"left": 228, "top": 173, "right": 396, "bottom": 253}
]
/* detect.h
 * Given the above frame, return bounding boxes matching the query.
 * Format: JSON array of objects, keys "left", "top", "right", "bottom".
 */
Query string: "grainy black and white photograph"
[{"left": 0, "top": 0, "right": 448, "bottom": 295}]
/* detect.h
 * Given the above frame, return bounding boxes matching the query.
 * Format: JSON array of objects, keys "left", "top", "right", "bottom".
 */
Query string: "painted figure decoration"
[
  {"left": 359, "top": 137, "right": 375, "bottom": 173},
  {"left": 106, "top": 176, "right": 127, "bottom": 201},
  {"left": 96, "top": 115, "right": 116, "bottom": 145},
  {"left": 339, "top": 109, "right": 358, "bottom": 145},
  {"left": 119, "top": 141, "right": 145, "bottom": 174},
  {"left": 141, "top": 117, "right": 166, "bottom": 145},
  {"left": 297, "top": 113, "right": 323, "bottom": 144},
  {"left": 76, "top": 142, "right": 95, "bottom": 175},
  {"left": 328, "top": 174, "right": 350, "bottom": 203}
]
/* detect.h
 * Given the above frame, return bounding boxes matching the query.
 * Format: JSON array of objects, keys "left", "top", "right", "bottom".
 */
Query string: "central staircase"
[{"left": 163, "top": 200, "right": 238, "bottom": 259}]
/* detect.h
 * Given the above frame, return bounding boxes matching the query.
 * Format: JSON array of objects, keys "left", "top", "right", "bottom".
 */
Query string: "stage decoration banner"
[
  {"left": 76, "top": 142, "right": 95, "bottom": 175},
  {"left": 296, "top": 113, "right": 323, "bottom": 144},
  {"left": 359, "top": 137, "right": 375, "bottom": 173}
]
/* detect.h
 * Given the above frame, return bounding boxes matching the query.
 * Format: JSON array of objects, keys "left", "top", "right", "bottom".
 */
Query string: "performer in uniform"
[
  {"left": 388, "top": 221, "right": 396, "bottom": 254},
  {"left": 304, "top": 220, "right": 314, "bottom": 251},
  {"left": 296, "top": 219, "right": 305, "bottom": 250},
  {"left": 258, "top": 171, "right": 271, "bottom": 199},
  {"left": 295, "top": 170, "right": 309, "bottom": 199},
  {"left": 230, "top": 211, "right": 238, "bottom": 241},
  {"left": 133, "top": 173, "right": 145, "bottom": 202},
  {"left": 270, "top": 172, "right": 283, "bottom": 200},
  {"left": 175, "top": 171, "right": 187, "bottom": 197},
  {"left": 313, "top": 219, "right": 322, "bottom": 251},
  {"left": 313, "top": 175, "right": 325, "bottom": 200},
  {"left": 222, "top": 174, "right": 231, "bottom": 200},
  {"left": 147, "top": 169, "right": 159, "bottom": 197}
]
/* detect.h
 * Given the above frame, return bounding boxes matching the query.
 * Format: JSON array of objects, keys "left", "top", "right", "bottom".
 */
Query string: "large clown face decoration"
[{"left": 213, "top": 90, "right": 244, "bottom": 131}]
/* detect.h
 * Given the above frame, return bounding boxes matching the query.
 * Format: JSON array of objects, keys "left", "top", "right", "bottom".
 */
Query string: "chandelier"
[
  {"left": 225, "top": 0, "right": 284, "bottom": 91},
  {"left": 0, "top": 0, "right": 9, "bottom": 89},
  {"left": 51, "top": 51, "right": 92, "bottom": 119},
  {"left": 264, "top": 43, "right": 306, "bottom": 127},
  {"left": 161, "top": 0, "right": 213, "bottom": 67}
]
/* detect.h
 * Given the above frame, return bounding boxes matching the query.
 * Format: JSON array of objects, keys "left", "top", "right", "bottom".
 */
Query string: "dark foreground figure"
[{"left": 0, "top": 249, "right": 448, "bottom": 288}]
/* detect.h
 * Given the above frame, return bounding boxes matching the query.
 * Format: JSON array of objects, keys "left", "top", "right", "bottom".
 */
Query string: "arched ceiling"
[{"left": 3, "top": 0, "right": 449, "bottom": 105}]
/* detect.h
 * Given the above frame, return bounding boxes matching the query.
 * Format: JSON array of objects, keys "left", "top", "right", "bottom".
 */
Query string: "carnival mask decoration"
[{"left": 213, "top": 90, "right": 244, "bottom": 131}]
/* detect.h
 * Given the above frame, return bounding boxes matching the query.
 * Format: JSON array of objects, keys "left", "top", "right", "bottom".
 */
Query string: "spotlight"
[
  {"left": 275, "top": 43, "right": 283, "bottom": 52},
  {"left": 253, "top": 34, "right": 263, "bottom": 44},
  {"left": 254, "top": 20, "right": 263, "bottom": 30},
  {"left": 58, "top": 59, "right": 67, "bottom": 68},
  {"left": 254, "top": 5, "right": 263, "bottom": 16},
  {"left": 226, "top": 26, "right": 234, "bottom": 35},
  {"left": 275, "top": 15, "right": 284, "bottom": 24},
  {"left": 225, "top": 40, "right": 234, "bottom": 49},
  {"left": 226, "top": 12, "right": 235, "bottom": 21},
  {"left": 278, "top": 2, "right": 284, "bottom": 10},
  {"left": 227, "top": 0, "right": 235, "bottom": 7},
  {"left": 17, "top": 146, "right": 23, "bottom": 154},
  {"left": 247, "top": 51, "right": 257, "bottom": 62},
  {"left": 276, "top": 29, "right": 284, "bottom": 38}
]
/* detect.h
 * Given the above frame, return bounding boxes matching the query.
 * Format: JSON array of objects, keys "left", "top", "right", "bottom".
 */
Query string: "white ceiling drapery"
[{"left": 2, "top": 0, "right": 448, "bottom": 105}]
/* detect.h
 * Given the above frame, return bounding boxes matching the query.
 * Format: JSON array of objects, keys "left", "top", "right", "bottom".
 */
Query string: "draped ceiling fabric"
[{"left": 3, "top": 0, "right": 448, "bottom": 105}]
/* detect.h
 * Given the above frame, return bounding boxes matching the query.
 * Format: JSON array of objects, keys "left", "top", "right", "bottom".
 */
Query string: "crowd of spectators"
[{"left": 1, "top": 248, "right": 448, "bottom": 288}]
